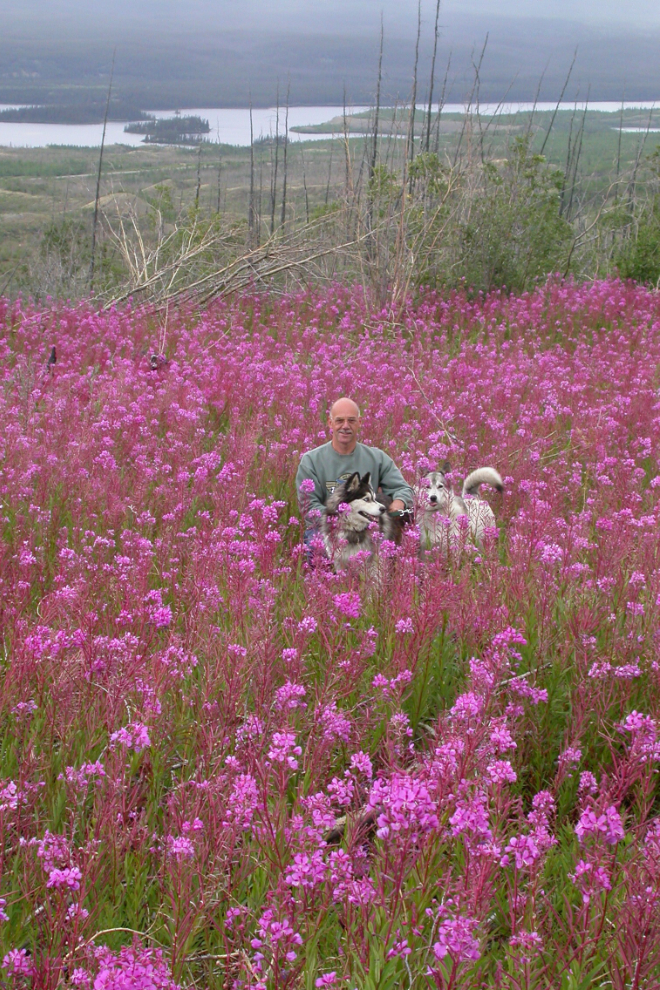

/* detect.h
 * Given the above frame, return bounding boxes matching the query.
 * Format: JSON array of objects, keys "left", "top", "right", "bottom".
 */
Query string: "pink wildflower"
[
  {"left": 501, "top": 833, "right": 542, "bottom": 870},
  {"left": 575, "top": 805, "right": 625, "bottom": 845},
  {"left": 486, "top": 760, "right": 517, "bottom": 784},
  {"left": 333, "top": 592, "right": 361, "bottom": 618},
  {"left": 47, "top": 866, "right": 83, "bottom": 890},
  {"left": 349, "top": 751, "right": 373, "bottom": 778},
  {"left": 315, "top": 974, "right": 337, "bottom": 987},
  {"left": 433, "top": 914, "right": 481, "bottom": 963},
  {"left": 110, "top": 722, "right": 151, "bottom": 753},
  {"left": 267, "top": 731, "right": 302, "bottom": 770},
  {"left": 3, "top": 949, "right": 35, "bottom": 977},
  {"left": 569, "top": 859, "right": 612, "bottom": 904}
]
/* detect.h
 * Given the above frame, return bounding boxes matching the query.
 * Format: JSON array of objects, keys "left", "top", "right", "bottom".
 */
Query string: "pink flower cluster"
[
  {"left": 575, "top": 805, "right": 626, "bottom": 846},
  {"left": 92, "top": 943, "right": 180, "bottom": 990}
]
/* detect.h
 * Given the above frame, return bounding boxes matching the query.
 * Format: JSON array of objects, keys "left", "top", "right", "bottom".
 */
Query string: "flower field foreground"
[{"left": 1, "top": 279, "right": 660, "bottom": 990}]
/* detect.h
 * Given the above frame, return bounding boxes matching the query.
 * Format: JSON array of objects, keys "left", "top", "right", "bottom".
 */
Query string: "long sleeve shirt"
[{"left": 295, "top": 441, "right": 414, "bottom": 521}]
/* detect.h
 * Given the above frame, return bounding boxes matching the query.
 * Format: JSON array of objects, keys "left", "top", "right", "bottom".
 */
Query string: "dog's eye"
[{"left": 420, "top": 478, "right": 430, "bottom": 488}]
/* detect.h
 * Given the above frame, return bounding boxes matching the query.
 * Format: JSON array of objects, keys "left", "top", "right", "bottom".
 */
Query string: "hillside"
[{"left": 1, "top": 4, "right": 660, "bottom": 107}]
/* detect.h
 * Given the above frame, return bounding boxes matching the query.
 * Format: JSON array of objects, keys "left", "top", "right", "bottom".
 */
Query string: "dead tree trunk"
[
  {"left": 270, "top": 84, "right": 280, "bottom": 236},
  {"left": 281, "top": 83, "right": 290, "bottom": 227},
  {"left": 89, "top": 48, "right": 115, "bottom": 292},
  {"left": 425, "top": 0, "right": 441, "bottom": 153},
  {"left": 248, "top": 100, "right": 256, "bottom": 248},
  {"left": 407, "top": 0, "right": 422, "bottom": 170}
]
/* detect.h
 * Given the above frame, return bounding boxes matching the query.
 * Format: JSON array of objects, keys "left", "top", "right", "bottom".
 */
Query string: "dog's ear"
[
  {"left": 345, "top": 472, "right": 361, "bottom": 494},
  {"left": 361, "top": 472, "right": 372, "bottom": 488},
  {"left": 441, "top": 460, "right": 451, "bottom": 474}
]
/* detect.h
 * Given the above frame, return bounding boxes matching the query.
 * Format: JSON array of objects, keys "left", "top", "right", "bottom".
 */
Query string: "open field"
[
  {"left": 1, "top": 279, "right": 659, "bottom": 987},
  {"left": 0, "top": 139, "right": 343, "bottom": 290}
]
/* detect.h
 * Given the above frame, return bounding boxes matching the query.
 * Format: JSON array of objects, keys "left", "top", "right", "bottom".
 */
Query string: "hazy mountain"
[{"left": 1, "top": 0, "right": 658, "bottom": 108}]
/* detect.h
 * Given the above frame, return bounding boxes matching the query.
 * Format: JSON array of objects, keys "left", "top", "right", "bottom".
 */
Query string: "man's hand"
[{"left": 387, "top": 500, "right": 414, "bottom": 525}]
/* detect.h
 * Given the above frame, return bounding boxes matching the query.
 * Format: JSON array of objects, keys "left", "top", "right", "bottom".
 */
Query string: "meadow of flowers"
[{"left": 1, "top": 278, "right": 660, "bottom": 989}]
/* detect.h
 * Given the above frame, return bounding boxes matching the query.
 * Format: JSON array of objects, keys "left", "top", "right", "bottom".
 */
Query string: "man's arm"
[
  {"left": 295, "top": 453, "right": 326, "bottom": 520},
  {"left": 378, "top": 453, "right": 414, "bottom": 510}
]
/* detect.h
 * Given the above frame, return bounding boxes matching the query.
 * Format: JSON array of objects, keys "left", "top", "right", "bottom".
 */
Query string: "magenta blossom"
[
  {"left": 433, "top": 914, "right": 481, "bottom": 963},
  {"left": 575, "top": 805, "right": 625, "bottom": 845}
]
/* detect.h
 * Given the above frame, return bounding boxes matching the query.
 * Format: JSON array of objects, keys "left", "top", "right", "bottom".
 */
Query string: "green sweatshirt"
[{"left": 296, "top": 441, "right": 414, "bottom": 521}]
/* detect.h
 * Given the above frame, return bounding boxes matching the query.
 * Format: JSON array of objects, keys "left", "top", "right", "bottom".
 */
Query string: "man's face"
[{"left": 328, "top": 402, "right": 360, "bottom": 449}]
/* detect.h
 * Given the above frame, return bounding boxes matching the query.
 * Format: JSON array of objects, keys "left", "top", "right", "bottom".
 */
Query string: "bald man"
[{"left": 295, "top": 397, "right": 413, "bottom": 536}]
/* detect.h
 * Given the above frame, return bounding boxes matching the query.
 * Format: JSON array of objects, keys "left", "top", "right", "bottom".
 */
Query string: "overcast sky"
[
  {"left": 447, "top": 0, "right": 660, "bottom": 26},
  {"left": 3, "top": 0, "right": 660, "bottom": 33}
]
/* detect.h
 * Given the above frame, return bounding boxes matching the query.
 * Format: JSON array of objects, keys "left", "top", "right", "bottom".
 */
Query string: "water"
[
  {"left": 0, "top": 101, "right": 657, "bottom": 149},
  {"left": 0, "top": 105, "right": 369, "bottom": 149}
]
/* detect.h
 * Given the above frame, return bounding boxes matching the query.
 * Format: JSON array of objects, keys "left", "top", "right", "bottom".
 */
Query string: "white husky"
[{"left": 416, "top": 464, "right": 503, "bottom": 551}]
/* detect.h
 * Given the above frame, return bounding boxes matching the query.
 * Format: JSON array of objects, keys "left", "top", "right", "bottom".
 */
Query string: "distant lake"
[
  {"left": 0, "top": 106, "right": 369, "bottom": 149},
  {"left": 0, "top": 101, "right": 657, "bottom": 149}
]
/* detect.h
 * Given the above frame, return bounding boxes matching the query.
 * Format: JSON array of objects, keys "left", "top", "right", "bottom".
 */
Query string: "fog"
[
  {"left": 1, "top": 0, "right": 659, "bottom": 107},
  {"left": 448, "top": 0, "right": 660, "bottom": 28},
  {"left": 4, "top": 0, "right": 660, "bottom": 36}
]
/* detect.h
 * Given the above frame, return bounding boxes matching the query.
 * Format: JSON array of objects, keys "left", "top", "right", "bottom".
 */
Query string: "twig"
[
  {"left": 406, "top": 363, "right": 458, "bottom": 446},
  {"left": 73, "top": 926, "right": 166, "bottom": 955},
  {"left": 540, "top": 48, "right": 577, "bottom": 156}
]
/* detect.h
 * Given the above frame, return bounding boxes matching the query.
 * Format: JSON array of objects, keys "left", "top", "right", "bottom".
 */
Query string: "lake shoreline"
[{"left": 0, "top": 101, "right": 658, "bottom": 149}]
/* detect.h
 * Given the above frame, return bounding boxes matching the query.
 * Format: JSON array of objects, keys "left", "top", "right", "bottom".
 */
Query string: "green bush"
[
  {"left": 614, "top": 196, "right": 660, "bottom": 287},
  {"left": 452, "top": 137, "right": 573, "bottom": 294}
]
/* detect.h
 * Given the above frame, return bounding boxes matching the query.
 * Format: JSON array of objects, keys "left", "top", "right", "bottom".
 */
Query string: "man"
[{"left": 296, "top": 397, "right": 413, "bottom": 546}]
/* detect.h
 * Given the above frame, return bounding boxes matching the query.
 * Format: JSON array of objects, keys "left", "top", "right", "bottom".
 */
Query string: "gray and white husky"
[
  {"left": 416, "top": 464, "right": 503, "bottom": 551},
  {"left": 322, "top": 471, "right": 398, "bottom": 571}
]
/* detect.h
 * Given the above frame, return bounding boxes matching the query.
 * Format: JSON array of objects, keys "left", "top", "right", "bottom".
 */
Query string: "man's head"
[{"left": 328, "top": 397, "right": 361, "bottom": 453}]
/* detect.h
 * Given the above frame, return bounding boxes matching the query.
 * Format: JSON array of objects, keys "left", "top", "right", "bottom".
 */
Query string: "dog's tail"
[{"left": 462, "top": 467, "right": 503, "bottom": 498}]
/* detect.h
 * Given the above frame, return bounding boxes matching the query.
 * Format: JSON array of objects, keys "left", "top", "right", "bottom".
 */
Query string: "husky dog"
[
  {"left": 416, "top": 463, "right": 503, "bottom": 551},
  {"left": 322, "top": 471, "right": 398, "bottom": 571}
]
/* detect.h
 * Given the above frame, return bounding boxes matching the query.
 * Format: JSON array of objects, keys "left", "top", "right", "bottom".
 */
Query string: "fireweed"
[{"left": 0, "top": 279, "right": 659, "bottom": 988}]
